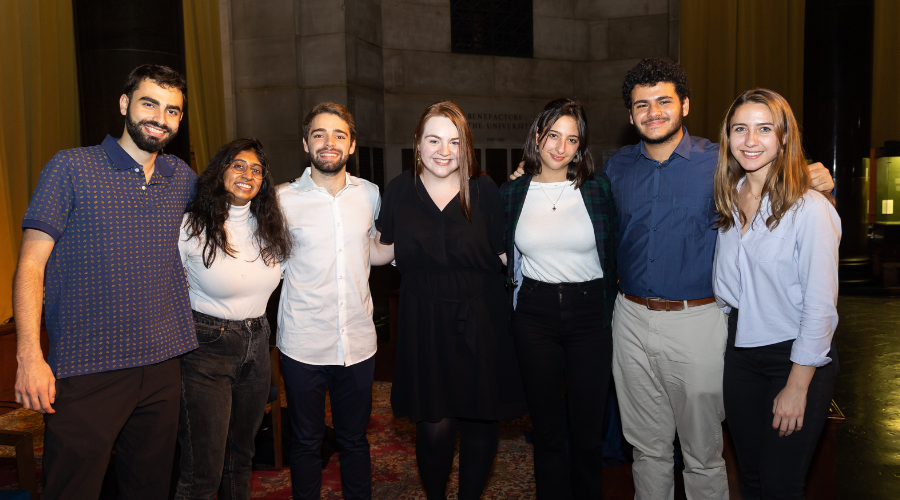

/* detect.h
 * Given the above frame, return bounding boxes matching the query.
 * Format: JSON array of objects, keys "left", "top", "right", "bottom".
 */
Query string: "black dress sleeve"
[
  {"left": 475, "top": 175, "right": 505, "bottom": 254},
  {"left": 376, "top": 172, "right": 404, "bottom": 245}
]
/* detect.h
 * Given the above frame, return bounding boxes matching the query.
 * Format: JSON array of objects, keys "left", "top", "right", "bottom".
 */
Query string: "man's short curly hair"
[{"left": 621, "top": 57, "right": 691, "bottom": 109}]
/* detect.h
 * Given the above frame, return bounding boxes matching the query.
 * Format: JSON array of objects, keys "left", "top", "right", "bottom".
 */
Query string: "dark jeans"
[
  {"left": 512, "top": 277, "right": 613, "bottom": 500},
  {"left": 724, "top": 309, "right": 836, "bottom": 500},
  {"left": 176, "top": 310, "right": 272, "bottom": 499},
  {"left": 42, "top": 357, "right": 181, "bottom": 500},
  {"left": 281, "top": 354, "right": 375, "bottom": 500}
]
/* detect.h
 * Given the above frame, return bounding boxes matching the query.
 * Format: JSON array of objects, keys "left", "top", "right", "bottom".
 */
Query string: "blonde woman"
[{"left": 712, "top": 88, "right": 840, "bottom": 499}]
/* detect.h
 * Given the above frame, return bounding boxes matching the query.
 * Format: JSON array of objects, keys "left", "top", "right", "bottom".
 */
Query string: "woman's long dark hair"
[
  {"left": 522, "top": 98, "right": 594, "bottom": 188},
  {"left": 184, "top": 138, "right": 292, "bottom": 268}
]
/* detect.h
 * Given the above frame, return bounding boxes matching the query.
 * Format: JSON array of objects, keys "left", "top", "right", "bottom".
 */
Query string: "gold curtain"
[
  {"left": 183, "top": 0, "right": 228, "bottom": 172},
  {"left": 0, "top": 0, "right": 81, "bottom": 323},
  {"left": 871, "top": 0, "right": 900, "bottom": 149},
  {"left": 680, "top": 0, "right": 806, "bottom": 141}
]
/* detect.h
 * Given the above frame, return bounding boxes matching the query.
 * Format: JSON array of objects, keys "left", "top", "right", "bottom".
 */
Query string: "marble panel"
[
  {"left": 231, "top": 0, "right": 295, "bottom": 40},
  {"left": 589, "top": 20, "right": 609, "bottom": 61},
  {"left": 350, "top": 37, "right": 385, "bottom": 89},
  {"left": 608, "top": 15, "right": 668, "bottom": 60},
  {"left": 534, "top": 0, "right": 574, "bottom": 18},
  {"left": 300, "top": 33, "right": 348, "bottom": 87},
  {"left": 302, "top": 86, "right": 350, "bottom": 114},
  {"left": 397, "top": 51, "right": 494, "bottom": 95},
  {"left": 533, "top": 16, "right": 589, "bottom": 61},
  {"left": 588, "top": 59, "right": 643, "bottom": 100},
  {"left": 382, "top": 1, "right": 450, "bottom": 52},
  {"left": 345, "top": 0, "right": 382, "bottom": 44},
  {"left": 295, "top": 0, "right": 345, "bottom": 36},
  {"left": 232, "top": 36, "right": 298, "bottom": 90},
  {"left": 260, "top": 139, "right": 305, "bottom": 183},
  {"left": 575, "top": 0, "right": 651, "bottom": 20},
  {"left": 494, "top": 57, "right": 575, "bottom": 99},
  {"left": 235, "top": 88, "right": 300, "bottom": 141}
]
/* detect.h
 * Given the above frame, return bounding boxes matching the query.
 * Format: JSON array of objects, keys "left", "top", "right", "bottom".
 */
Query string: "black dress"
[{"left": 376, "top": 170, "right": 527, "bottom": 422}]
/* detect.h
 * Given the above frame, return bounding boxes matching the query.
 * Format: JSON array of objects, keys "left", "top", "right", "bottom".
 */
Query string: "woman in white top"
[
  {"left": 712, "top": 89, "right": 840, "bottom": 499},
  {"left": 499, "top": 98, "right": 619, "bottom": 498},
  {"left": 175, "top": 138, "right": 292, "bottom": 499}
]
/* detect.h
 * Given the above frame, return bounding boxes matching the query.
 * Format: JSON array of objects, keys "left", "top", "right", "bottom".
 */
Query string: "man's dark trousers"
[
  {"left": 281, "top": 354, "right": 375, "bottom": 500},
  {"left": 42, "top": 357, "right": 181, "bottom": 499}
]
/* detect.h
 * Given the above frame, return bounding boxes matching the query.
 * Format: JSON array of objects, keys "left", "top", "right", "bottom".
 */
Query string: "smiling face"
[
  {"left": 417, "top": 116, "right": 460, "bottom": 180},
  {"left": 537, "top": 115, "right": 580, "bottom": 174},
  {"left": 303, "top": 112, "right": 356, "bottom": 176},
  {"left": 223, "top": 150, "right": 264, "bottom": 207},
  {"left": 629, "top": 82, "right": 688, "bottom": 145},
  {"left": 120, "top": 79, "right": 183, "bottom": 153},
  {"left": 728, "top": 102, "right": 780, "bottom": 178}
]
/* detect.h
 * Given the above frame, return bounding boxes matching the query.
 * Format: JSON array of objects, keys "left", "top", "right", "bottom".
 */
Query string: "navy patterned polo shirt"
[{"left": 22, "top": 135, "right": 199, "bottom": 378}]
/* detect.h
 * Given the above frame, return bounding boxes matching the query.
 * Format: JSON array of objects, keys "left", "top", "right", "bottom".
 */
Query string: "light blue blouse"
[{"left": 712, "top": 178, "right": 841, "bottom": 367}]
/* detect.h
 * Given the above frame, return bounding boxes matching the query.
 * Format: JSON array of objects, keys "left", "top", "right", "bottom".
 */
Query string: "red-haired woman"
[{"left": 370, "top": 102, "right": 526, "bottom": 499}]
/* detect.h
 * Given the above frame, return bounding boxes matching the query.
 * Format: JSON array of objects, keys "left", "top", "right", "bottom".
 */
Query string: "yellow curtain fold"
[
  {"left": 183, "top": 0, "right": 228, "bottom": 172},
  {"left": 0, "top": 0, "right": 80, "bottom": 323},
  {"left": 680, "top": 0, "right": 805, "bottom": 142}
]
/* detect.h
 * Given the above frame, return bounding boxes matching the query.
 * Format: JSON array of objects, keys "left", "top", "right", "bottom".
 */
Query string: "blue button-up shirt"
[
  {"left": 604, "top": 128, "right": 719, "bottom": 300},
  {"left": 22, "top": 135, "right": 198, "bottom": 378}
]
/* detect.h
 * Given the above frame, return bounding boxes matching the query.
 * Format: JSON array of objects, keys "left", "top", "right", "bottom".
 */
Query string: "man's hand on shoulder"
[
  {"left": 509, "top": 161, "right": 525, "bottom": 180},
  {"left": 808, "top": 162, "right": 834, "bottom": 193},
  {"left": 15, "top": 354, "right": 56, "bottom": 414}
]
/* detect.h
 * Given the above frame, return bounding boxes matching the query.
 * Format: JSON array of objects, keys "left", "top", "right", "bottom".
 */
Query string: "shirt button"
[
  {"left": 141, "top": 185, "right": 147, "bottom": 190},
  {"left": 337, "top": 222, "right": 341, "bottom": 226},
  {"left": 339, "top": 276, "right": 343, "bottom": 279},
  {"left": 654, "top": 195, "right": 658, "bottom": 200},
  {"left": 339, "top": 249, "right": 342, "bottom": 252},
  {"left": 650, "top": 258, "right": 654, "bottom": 262},
  {"left": 340, "top": 302, "right": 344, "bottom": 305},
  {"left": 134, "top": 168, "right": 139, "bottom": 172},
  {"left": 648, "top": 288, "right": 652, "bottom": 293},
  {"left": 341, "top": 328, "right": 345, "bottom": 333},
  {"left": 652, "top": 227, "right": 657, "bottom": 231}
]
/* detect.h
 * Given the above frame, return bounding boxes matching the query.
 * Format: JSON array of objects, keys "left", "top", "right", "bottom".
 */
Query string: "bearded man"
[
  {"left": 276, "top": 102, "right": 382, "bottom": 500},
  {"left": 13, "top": 64, "right": 198, "bottom": 499}
]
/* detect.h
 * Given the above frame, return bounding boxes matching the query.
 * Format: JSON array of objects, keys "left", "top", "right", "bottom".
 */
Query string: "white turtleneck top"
[{"left": 178, "top": 202, "right": 282, "bottom": 320}]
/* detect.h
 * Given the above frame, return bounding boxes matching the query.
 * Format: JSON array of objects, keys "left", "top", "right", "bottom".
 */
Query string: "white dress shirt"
[
  {"left": 178, "top": 203, "right": 282, "bottom": 320},
  {"left": 277, "top": 168, "right": 381, "bottom": 366},
  {"left": 713, "top": 178, "right": 841, "bottom": 367}
]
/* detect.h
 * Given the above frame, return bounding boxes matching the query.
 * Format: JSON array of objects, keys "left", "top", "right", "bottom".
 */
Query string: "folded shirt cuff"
[
  {"left": 790, "top": 343, "right": 832, "bottom": 367},
  {"left": 22, "top": 219, "right": 62, "bottom": 242}
]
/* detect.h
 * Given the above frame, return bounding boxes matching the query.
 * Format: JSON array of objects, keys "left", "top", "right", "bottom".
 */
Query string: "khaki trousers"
[{"left": 612, "top": 293, "right": 729, "bottom": 500}]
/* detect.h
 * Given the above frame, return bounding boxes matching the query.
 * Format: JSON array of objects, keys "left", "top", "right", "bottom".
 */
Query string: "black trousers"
[
  {"left": 723, "top": 309, "right": 836, "bottom": 500},
  {"left": 281, "top": 354, "right": 375, "bottom": 500},
  {"left": 42, "top": 357, "right": 182, "bottom": 500},
  {"left": 512, "top": 277, "right": 613, "bottom": 499}
]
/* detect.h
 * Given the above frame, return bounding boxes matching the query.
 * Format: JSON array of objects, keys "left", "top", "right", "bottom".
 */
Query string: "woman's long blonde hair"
[{"left": 713, "top": 88, "right": 826, "bottom": 231}]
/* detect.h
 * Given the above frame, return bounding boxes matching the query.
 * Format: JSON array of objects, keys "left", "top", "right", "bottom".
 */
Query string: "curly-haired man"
[{"left": 605, "top": 57, "right": 834, "bottom": 499}]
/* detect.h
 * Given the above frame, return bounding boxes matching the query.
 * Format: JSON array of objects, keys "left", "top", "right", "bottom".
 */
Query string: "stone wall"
[{"left": 220, "top": 0, "right": 680, "bottom": 183}]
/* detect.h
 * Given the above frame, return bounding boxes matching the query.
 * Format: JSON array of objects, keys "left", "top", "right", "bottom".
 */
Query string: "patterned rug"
[
  {"left": 251, "top": 380, "right": 536, "bottom": 498},
  {"left": 0, "top": 382, "right": 537, "bottom": 498}
]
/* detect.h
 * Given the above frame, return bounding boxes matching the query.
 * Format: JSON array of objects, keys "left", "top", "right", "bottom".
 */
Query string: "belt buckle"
[{"left": 644, "top": 297, "right": 661, "bottom": 310}]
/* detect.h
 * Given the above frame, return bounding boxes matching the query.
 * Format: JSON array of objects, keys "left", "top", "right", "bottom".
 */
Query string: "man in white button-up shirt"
[{"left": 277, "top": 102, "right": 381, "bottom": 500}]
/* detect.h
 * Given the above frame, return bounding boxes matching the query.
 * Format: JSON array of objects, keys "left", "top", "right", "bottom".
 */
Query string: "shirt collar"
[
  {"left": 636, "top": 126, "right": 693, "bottom": 163},
  {"left": 291, "top": 167, "right": 359, "bottom": 192},
  {"left": 101, "top": 134, "right": 175, "bottom": 177}
]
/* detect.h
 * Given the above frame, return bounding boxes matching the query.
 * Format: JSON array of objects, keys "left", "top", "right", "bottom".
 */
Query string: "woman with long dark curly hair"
[{"left": 174, "top": 138, "right": 292, "bottom": 499}]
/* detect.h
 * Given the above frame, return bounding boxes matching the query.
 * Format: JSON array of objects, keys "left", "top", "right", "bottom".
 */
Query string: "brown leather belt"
[{"left": 621, "top": 292, "right": 716, "bottom": 312}]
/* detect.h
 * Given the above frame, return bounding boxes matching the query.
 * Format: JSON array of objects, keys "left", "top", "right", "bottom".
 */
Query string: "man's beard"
[
  {"left": 311, "top": 148, "right": 348, "bottom": 176},
  {"left": 637, "top": 114, "right": 683, "bottom": 145},
  {"left": 125, "top": 110, "right": 178, "bottom": 153}
]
